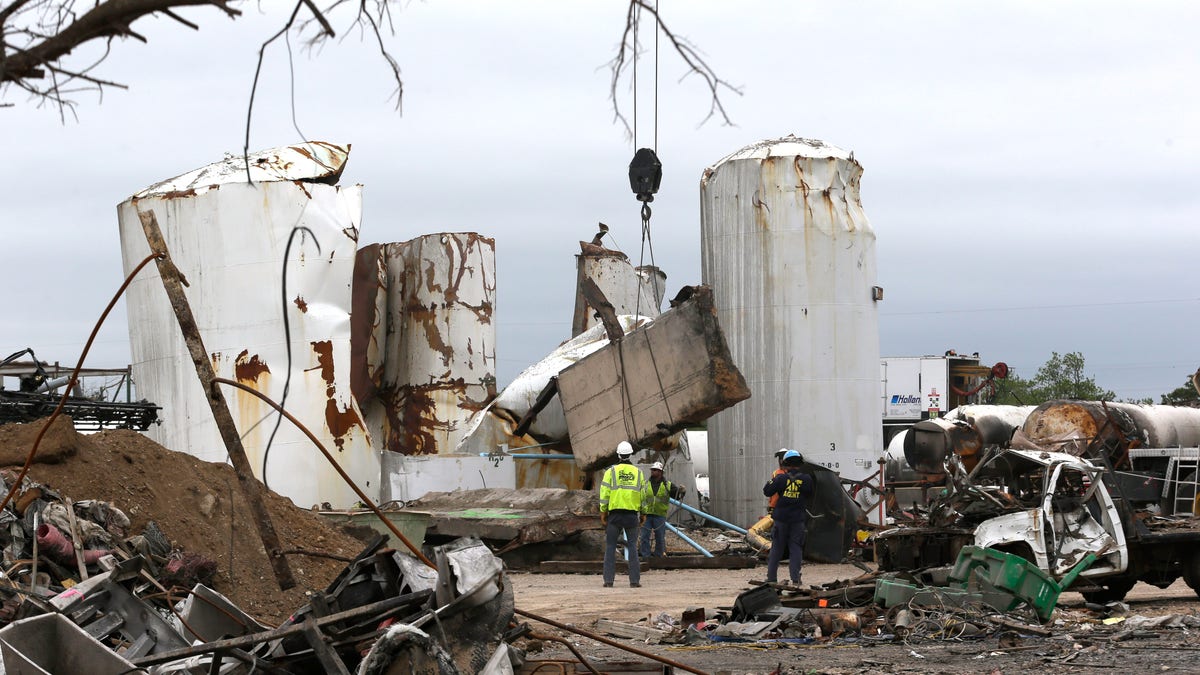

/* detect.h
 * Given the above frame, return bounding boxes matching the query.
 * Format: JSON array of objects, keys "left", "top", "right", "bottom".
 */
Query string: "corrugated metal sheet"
[
  {"left": 118, "top": 142, "right": 378, "bottom": 509},
  {"left": 700, "top": 135, "right": 882, "bottom": 526}
]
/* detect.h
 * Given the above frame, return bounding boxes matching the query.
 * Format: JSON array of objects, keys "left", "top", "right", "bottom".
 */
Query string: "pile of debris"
[
  {"left": 0, "top": 417, "right": 368, "bottom": 622},
  {"left": 588, "top": 554, "right": 1200, "bottom": 657},
  {"left": 0, "top": 531, "right": 525, "bottom": 673}
]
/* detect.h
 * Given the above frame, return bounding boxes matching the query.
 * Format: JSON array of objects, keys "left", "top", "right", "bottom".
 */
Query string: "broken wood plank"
[
  {"left": 137, "top": 209, "right": 295, "bottom": 592},
  {"left": 63, "top": 497, "right": 89, "bottom": 581},
  {"left": 535, "top": 555, "right": 756, "bottom": 574},
  {"left": 595, "top": 618, "right": 669, "bottom": 641}
]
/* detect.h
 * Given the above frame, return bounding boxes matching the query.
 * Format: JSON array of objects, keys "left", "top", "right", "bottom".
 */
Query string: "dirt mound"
[
  {"left": 1, "top": 420, "right": 368, "bottom": 625},
  {"left": 0, "top": 415, "right": 92, "bottom": 464}
]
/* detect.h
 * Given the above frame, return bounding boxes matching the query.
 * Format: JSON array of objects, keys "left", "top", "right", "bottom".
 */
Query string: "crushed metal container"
[
  {"left": 950, "top": 545, "right": 1096, "bottom": 622},
  {"left": 0, "top": 613, "right": 138, "bottom": 674},
  {"left": 557, "top": 285, "right": 750, "bottom": 472}
]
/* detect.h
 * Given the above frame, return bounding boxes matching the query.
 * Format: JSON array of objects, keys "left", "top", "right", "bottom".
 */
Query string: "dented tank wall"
[
  {"left": 361, "top": 233, "right": 496, "bottom": 458},
  {"left": 117, "top": 143, "right": 379, "bottom": 509},
  {"left": 571, "top": 248, "right": 662, "bottom": 337},
  {"left": 700, "top": 136, "right": 882, "bottom": 526}
]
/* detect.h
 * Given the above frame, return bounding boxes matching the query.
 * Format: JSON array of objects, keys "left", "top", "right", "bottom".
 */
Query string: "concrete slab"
[{"left": 557, "top": 286, "right": 750, "bottom": 472}]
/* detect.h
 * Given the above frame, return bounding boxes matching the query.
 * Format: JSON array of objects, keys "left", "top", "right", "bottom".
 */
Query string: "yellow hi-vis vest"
[
  {"left": 600, "top": 462, "right": 646, "bottom": 512},
  {"left": 643, "top": 480, "right": 673, "bottom": 517}
]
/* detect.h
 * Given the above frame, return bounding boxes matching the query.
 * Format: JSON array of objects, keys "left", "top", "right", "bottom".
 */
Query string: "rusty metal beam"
[
  {"left": 512, "top": 376, "right": 558, "bottom": 438},
  {"left": 580, "top": 277, "right": 625, "bottom": 344},
  {"left": 137, "top": 209, "right": 296, "bottom": 591}
]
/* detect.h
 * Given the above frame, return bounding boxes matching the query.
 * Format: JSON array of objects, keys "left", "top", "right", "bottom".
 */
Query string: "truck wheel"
[
  {"left": 1184, "top": 551, "right": 1200, "bottom": 598},
  {"left": 1080, "top": 578, "right": 1136, "bottom": 604}
]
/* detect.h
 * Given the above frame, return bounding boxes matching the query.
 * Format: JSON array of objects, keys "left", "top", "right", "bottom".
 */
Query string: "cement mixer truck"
[{"left": 875, "top": 401, "right": 1200, "bottom": 603}]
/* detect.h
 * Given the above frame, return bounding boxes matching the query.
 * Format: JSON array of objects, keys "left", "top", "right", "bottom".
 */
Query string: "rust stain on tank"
[
  {"left": 310, "top": 340, "right": 365, "bottom": 450},
  {"left": 294, "top": 296, "right": 308, "bottom": 313},
  {"left": 234, "top": 350, "right": 271, "bottom": 384},
  {"left": 1025, "top": 402, "right": 1099, "bottom": 442}
]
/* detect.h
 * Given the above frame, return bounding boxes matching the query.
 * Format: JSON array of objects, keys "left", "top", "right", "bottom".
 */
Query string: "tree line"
[{"left": 991, "top": 351, "right": 1199, "bottom": 407}]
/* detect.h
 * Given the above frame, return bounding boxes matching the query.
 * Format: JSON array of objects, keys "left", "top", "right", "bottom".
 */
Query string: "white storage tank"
[
  {"left": 700, "top": 136, "right": 882, "bottom": 526},
  {"left": 118, "top": 143, "right": 378, "bottom": 510}
]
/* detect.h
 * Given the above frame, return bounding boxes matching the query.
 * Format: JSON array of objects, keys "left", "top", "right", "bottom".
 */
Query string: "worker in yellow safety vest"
[
  {"left": 638, "top": 461, "right": 685, "bottom": 558},
  {"left": 599, "top": 441, "right": 647, "bottom": 588}
]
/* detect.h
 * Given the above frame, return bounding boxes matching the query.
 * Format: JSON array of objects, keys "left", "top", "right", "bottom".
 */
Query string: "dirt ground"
[{"left": 510, "top": 564, "right": 1200, "bottom": 674}]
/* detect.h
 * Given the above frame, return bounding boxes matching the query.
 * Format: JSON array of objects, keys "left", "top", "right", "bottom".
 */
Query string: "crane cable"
[{"left": 617, "top": 0, "right": 675, "bottom": 446}]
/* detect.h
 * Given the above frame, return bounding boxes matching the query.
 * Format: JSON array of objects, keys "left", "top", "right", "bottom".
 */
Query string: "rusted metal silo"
[{"left": 700, "top": 136, "right": 882, "bottom": 526}]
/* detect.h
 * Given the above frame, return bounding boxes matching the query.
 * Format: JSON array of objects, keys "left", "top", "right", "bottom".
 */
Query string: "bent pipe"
[
  {"left": 36, "top": 523, "right": 108, "bottom": 566},
  {"left": 213, "top": 378, "right": 434, "bottom": 568},
  {"left": 516, "top": 608, "right": 711, "bottom": 675}
]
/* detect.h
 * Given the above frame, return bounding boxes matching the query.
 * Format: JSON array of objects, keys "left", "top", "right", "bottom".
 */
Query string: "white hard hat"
[
  {"left": 650, "top": 461, "right": 664, "bottom": 471},
  {"left": 616, "top": 441, "right": 634, "bottom": 457},
  {"left": 774, "top": 448, "right": 790, "bottom": 459}
]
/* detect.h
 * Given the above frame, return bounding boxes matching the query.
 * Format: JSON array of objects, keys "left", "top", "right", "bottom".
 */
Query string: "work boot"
[
  {"left": 603, "top": 581, "right": 613, "bottom": 588},
  {"left": 630, "top": 582, "right": 641, "bottom": 588}
]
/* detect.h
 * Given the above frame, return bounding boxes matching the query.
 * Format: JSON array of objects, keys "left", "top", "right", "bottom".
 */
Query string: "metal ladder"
[{"left": 1169, "top": 454, "right": 1200, "bottom": 516}]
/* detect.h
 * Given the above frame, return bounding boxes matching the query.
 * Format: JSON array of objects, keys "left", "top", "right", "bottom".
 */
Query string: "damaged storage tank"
[
  {"left": 117, "top": 143, "right": 377, "bottom": 510},
  {"left": 700, "top": 136, "right": 882, "bottom": 526}
]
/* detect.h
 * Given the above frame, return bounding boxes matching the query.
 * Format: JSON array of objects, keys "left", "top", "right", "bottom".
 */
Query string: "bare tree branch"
[
  {"left": 609, "top": 0, "right": 741, "bottom": 138},
  {"left": 1, "top": 0, "right": 240, "bottom": 114}
]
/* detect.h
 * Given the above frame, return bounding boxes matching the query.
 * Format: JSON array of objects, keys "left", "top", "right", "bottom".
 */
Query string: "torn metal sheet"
[
  {"left": 118, "top": 142, "right": 377, "bottom": 509},
  {"left": 557, "top": 285, "right": 750, "bottom": 472}
]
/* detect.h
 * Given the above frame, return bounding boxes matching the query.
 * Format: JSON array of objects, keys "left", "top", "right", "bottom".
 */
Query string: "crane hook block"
[{"left": 629, "top": 148, "right": 662, "bottom": 203}]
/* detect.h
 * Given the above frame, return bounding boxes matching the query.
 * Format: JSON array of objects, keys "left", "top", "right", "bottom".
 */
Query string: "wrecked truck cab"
[
  {"left": 877, "top": 448, "right": 1127, "bottom": 582},
  {"left": 972, "top": 451, "right": 1127, "bottom": 580}
]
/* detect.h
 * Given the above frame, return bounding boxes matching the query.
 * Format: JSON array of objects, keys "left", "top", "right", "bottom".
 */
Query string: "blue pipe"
[
  {"left": 669, "top": 498, "right": 748, "bottom": 535},
  {"left": 665, "top": 521, "right": 713, "bottom": 558}
]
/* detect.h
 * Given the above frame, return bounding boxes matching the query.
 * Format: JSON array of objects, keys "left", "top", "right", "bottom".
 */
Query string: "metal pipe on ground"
[
  {"left": 515, "top": 608, "right": 711, "bottom": 675},
  {"left": 669, "top": 498, "right": 748, "bottom": 535},
  {"left": 665, "top": 522, "right": 713, "bottom": 558},
  {"left": 213, "top": 378, "right": 434, "bottom": 568}
]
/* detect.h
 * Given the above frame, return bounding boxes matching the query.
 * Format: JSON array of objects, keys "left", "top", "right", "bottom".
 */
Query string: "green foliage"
[
  {"left": 1160, "top": 375, "right": 1200, "bottom": 407},
  {"left": 992, "top": 369, "right": 1036, "bottom": 405},
  {"left": 990, "top": 351, "right": 1113, "bottom": 405},
  {"left": 1033, "top": 351, "right": 1115, "bottom": 401}
]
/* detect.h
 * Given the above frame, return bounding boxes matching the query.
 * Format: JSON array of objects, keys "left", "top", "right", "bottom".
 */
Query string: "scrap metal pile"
[
  {"left": 590, "top": 562, "right": 1200, "bottom": 661},
  {"left": 0, "top": 513, "right": 527, "bottom": 674}
]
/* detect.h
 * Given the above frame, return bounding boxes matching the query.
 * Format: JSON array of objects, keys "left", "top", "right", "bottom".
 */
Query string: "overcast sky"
[{"left": 3, "top": 1, "right": 1198, "bottom": 403}]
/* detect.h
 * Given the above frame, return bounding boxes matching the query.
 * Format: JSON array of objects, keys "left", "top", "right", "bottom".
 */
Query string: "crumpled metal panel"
[
  {"left": 133, "top": 142, "right": 348, "bottom": 199},
  {"left": 117, "top": 143, "right": 377, "bottom": 509},
  {"left": 700, "top": 135, "right": 881, "bottom": 527}
]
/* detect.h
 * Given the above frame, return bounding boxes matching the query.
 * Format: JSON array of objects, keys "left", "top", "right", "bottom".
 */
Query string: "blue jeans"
[
  {"left": 638, "top": 514, "right": 667, "bottom": 557},
  {"left": 766, "top": 519, "right": 807, "bottom": 584},
  {"left": 603, "top": 511, "right": 641, "bottom": 585}
]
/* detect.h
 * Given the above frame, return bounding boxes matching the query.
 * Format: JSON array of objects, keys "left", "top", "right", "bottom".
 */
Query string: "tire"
[
  {"left": 1184, "top": 551, "right": 1200, "bottom": 599},
  {"left": 1080, "top": 578, "right": 1136, "bottom": 604}
]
